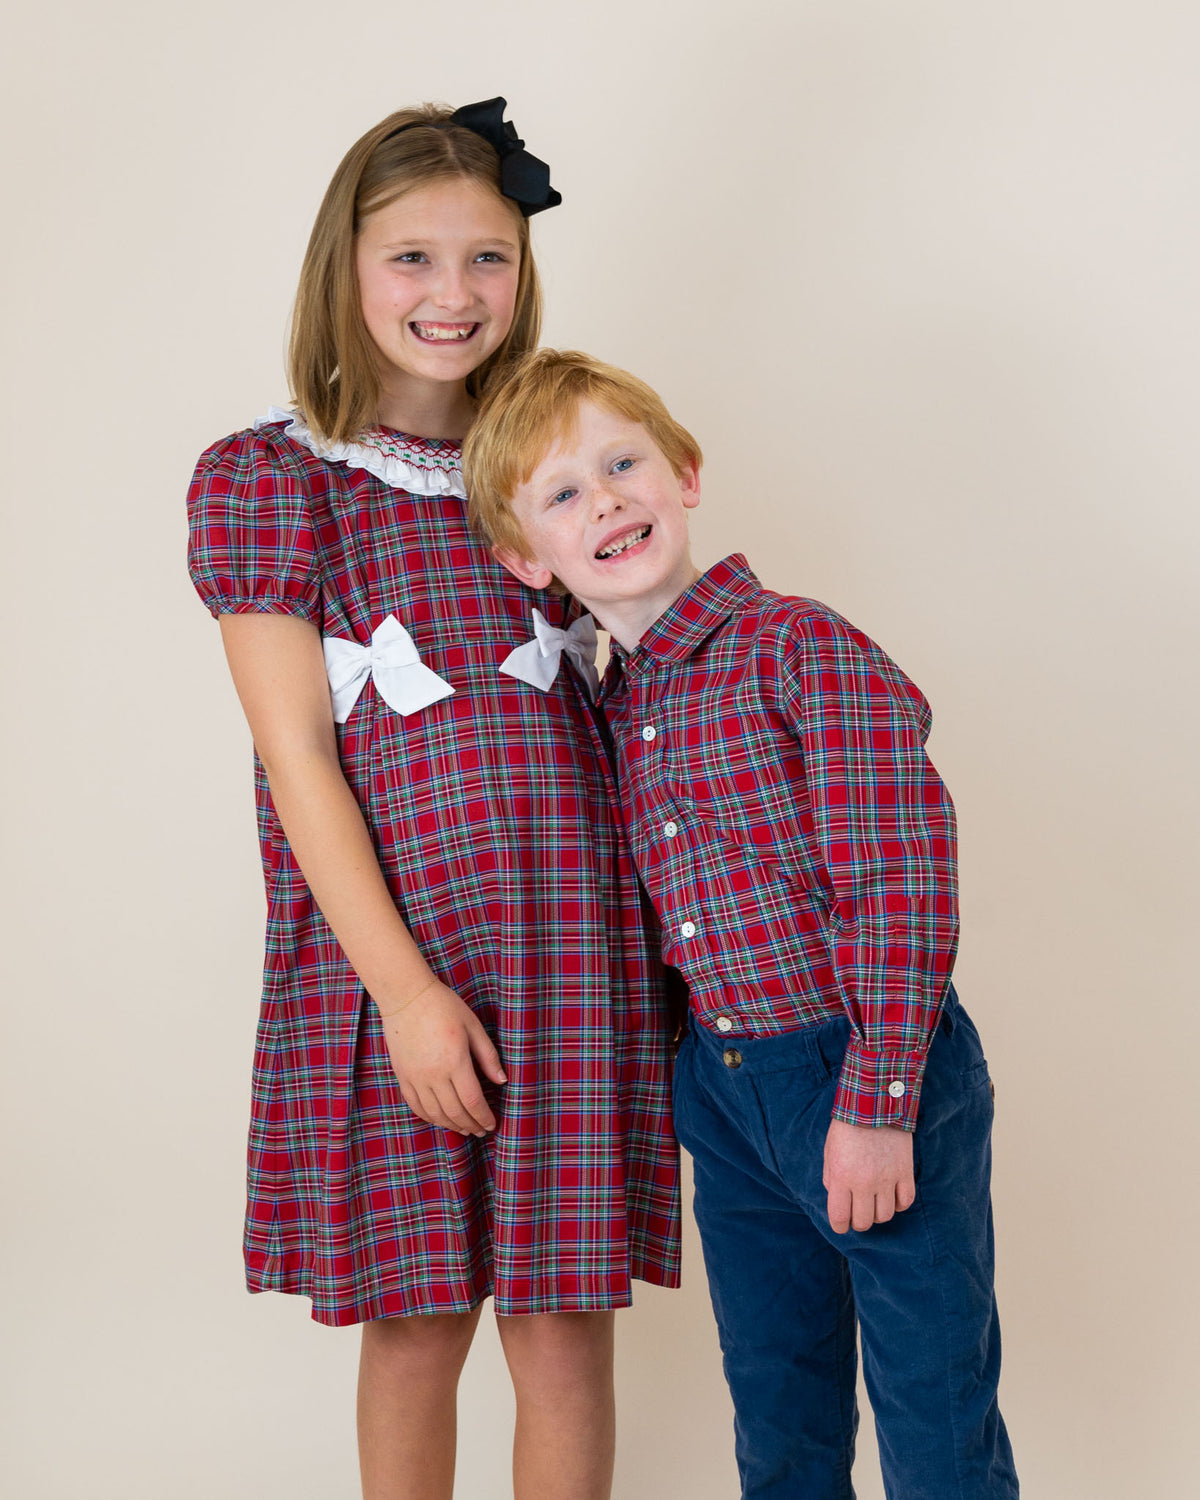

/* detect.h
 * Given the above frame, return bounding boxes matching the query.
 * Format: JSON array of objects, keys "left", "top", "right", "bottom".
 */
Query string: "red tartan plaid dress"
[{"left": 187, "top": 411, "right": 681, "bottom": 1324}]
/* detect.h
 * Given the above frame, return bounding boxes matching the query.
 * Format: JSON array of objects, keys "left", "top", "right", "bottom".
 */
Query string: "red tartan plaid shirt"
[{"left": 595, "top": 555, "right": 959, "bottom": 1130}]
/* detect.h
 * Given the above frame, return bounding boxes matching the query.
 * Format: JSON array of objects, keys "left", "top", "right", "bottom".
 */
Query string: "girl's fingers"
[
  {"left": 466, "top": 1017, "right": 507, "bottom": 1084},
  {"left": 450, "top": 1064, "right": 496, "bottom": 1134},
  {"left": 411, "top": 1084, "right": 444, "bottom": 1129},
  {"left": 398, "top": 1083, "right": 423, "bottom": 1120},
  {"left": 427, "top": 1081, "right": 480, "bottom": 1137}
]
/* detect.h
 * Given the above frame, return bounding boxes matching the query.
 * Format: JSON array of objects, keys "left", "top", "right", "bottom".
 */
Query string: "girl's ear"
[
  {"left": 679, "top": 457, "right": 702, "bottom": 510},
  {"left": 492, "top": 544, "right": 554, "bottom": 592}
]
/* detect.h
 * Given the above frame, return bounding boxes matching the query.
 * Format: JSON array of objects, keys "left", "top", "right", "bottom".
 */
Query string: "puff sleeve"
[{"left": 187, "top": 427, "right": 322, "bottom": 622}]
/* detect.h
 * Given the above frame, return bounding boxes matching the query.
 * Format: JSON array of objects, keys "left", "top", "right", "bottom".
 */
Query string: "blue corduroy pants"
[{"left": 673, "top": 987, "right": 1019, "bottom": 1499}]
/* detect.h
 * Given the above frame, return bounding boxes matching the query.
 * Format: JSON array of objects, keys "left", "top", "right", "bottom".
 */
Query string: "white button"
[
  {"left": 887, "top": 1080, "right": 906, "bottom": 1099},
  {"left": 641, "top": 725, "right": 657, "bottom": 741},
  {"left": 662, "top": 821, "right": 679, "bottom": 838},
  {"left": 680, "top": 921, "right": 697, "bottom": 938},
  {"left": 716, "top": 1016, "right": 733, "bottom": 1033}
]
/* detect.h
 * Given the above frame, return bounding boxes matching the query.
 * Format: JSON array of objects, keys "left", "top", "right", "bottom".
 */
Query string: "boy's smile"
[{"left": 496, "top": 400, "right": 702, "bottom": 648}]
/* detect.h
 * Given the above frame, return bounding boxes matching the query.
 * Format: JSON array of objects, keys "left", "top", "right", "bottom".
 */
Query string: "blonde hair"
[
  {"left": 289, "top": 103, "right": 543, "bottom": 445},
  {"left": 465, "top": 348, "right": 702, "bottom": 555}
]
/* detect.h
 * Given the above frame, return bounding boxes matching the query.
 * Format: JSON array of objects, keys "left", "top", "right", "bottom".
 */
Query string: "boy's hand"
[
  {"left": 380, "top": 981, "right": 507, "bottom": 1137},
  {"left": 823, "top": 1119, "right": 915, "bottom": 1234}
]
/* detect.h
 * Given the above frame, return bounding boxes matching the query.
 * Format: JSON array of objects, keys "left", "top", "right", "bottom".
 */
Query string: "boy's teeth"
[{"left": 597, "top": 526, "right": 650, "bottom": 558}]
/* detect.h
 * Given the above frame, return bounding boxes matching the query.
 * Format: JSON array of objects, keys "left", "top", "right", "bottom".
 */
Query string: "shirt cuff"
[{"left": 832, "top": 1041, "right": 929, "bottom": 1131}]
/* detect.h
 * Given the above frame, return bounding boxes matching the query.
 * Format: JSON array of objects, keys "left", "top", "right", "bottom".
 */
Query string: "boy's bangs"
[{"left": 511, "top": 401, "right": 585, "bottom": 492}]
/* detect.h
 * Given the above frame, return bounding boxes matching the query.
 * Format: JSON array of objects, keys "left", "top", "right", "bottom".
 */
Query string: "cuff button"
[{"left": 887, "top": 1080, "right": 906, "bottom": 1098}]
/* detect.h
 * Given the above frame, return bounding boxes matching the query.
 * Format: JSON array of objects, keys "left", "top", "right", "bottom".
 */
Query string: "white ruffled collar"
[{"left": 255, "top": 407, "right": 467, "bottom": 498}]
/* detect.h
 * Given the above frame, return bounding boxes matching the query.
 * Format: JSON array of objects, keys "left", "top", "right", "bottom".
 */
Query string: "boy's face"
[{"left": 494, "top": 399, "right": 701, "bottom": 620}]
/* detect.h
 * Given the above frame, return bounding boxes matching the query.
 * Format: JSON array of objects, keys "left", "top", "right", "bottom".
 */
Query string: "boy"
[{"left": 464, "top": 350, "right": 1018, "bottom": 1499}]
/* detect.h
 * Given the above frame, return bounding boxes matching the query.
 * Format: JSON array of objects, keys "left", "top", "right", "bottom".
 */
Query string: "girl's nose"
[{"left": 430, "top": 266, "right": 473, "bottom": 313}]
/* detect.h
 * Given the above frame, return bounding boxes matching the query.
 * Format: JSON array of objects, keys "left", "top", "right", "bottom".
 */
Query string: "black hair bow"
[
  {"left": 449, "top": 97, "right": 562, "bottom": 217},
  {"left": 383, "top": 97, "right": 562, "bottom": 218}
]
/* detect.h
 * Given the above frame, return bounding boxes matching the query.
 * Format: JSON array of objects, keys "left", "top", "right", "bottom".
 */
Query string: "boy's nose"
[{"left": 589, "top": 482, "right": 625, "bottom": 519}]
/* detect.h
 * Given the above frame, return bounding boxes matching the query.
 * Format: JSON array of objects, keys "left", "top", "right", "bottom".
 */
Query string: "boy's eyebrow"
[{"left": 526, "top": 461, "right": 576, "bottom": 492}]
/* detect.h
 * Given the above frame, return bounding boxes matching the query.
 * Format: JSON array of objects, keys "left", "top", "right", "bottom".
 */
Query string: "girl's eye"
[
  {"left": 394, "top": 252, "right": 428, "bottom": 264},
  {"left": 550, "top": 488, "right": 576, "bottom": 506},
  {"left": 612, "top": 458, "right": 635, "bottom": 474},
  {"left": 475, "top": 251, "right": 507, "bottom": 263}
]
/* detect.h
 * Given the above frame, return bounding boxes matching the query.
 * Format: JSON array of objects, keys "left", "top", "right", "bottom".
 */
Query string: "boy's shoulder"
[
  {"left": 727, "top": 578, "right": 875, "bottom": 662},
  {"left": 715, "top": 566, "right": 925, "bottom": 712}
]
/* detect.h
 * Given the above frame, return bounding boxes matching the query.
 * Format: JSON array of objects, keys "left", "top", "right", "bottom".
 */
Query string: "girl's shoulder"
[{"left": 191, "top": 410, "right": 324, "bottom": 495}]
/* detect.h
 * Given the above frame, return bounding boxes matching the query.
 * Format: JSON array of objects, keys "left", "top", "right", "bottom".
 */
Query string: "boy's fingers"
[
  {"left": 896, "top": 1176, "right": 916, "bottom": 1212},
  {"left": 850, "top": 1190, "right": 876, "bottom": 1232},
  {"left": 827, "top": 1184, "right": 852, "bottom": 1235},
  {"left": 874, "top": 1187, "right": 896, "bottom": 1224}
]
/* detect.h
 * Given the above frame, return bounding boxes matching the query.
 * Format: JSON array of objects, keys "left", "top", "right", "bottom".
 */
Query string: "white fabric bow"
[
  {"left": 499, "top": 610, "right": 600, "bottom": 700},
  {"left": 323, "top": 614, "right": 455, "bottom": 723}
]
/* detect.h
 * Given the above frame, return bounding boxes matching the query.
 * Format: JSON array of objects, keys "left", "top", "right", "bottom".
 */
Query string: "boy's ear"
[
  {"left": 679, "top": 457, "right": 702, "bottom": 510},
  {"left": 492, "top": 543, "right": 554, "bottom": 592}
]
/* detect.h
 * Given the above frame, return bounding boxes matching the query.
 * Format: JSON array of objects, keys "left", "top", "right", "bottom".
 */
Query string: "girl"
[{"left": 187, "top": 99, "right": 680, "bottom": 1500}]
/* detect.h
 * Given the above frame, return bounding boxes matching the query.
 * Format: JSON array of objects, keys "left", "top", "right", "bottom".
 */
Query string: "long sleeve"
[{"left": 780, "top": 611, "right": 958, "bottom": 1129}]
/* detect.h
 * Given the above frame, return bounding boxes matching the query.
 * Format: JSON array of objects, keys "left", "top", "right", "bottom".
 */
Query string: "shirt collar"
[{"left": 601, "top": 554, "right": 761, "bottom": 693}]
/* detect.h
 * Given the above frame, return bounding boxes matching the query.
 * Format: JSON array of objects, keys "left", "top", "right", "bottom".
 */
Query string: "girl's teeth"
[{"left": 414, "top": 323, "right": 474, "bottom": 341}]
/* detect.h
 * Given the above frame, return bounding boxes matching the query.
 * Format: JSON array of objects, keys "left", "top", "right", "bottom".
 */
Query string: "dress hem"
[{"left": 245, "top": 1267, "right": 683, "bottom": 1326}]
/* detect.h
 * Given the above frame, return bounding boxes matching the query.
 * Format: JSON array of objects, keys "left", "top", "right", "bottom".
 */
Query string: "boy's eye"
[
  {"left": 612, "top": 457, "right": 635, "bottom": 473},
  {"left": 550, "top": 488, "right": 576, "bottom": 506}
]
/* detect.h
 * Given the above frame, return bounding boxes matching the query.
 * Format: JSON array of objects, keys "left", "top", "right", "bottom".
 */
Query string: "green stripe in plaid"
[
  {"left": 188, "top": 421, "right": 680, "bottom": 1323},
  {"left": 596, "top": 555, "right": 959, "bottom": 1131}
]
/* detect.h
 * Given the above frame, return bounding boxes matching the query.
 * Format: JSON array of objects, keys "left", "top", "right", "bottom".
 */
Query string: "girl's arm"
[{"left": 218, "top": 612, "right": 506, "bottom": 1137}]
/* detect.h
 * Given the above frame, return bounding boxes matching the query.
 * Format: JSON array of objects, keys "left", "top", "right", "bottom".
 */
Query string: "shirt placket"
[{"left": 625, "top": 663, "right": 742, "bottom": 1039}]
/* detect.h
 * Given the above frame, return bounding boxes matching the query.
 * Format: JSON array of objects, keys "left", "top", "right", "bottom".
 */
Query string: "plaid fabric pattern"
[
  {"left": 187, "top": 420, "right": 680, "bottom": 1324},
  {"left": 595, "top": 556, "right": 959, "bottom": 1130}
]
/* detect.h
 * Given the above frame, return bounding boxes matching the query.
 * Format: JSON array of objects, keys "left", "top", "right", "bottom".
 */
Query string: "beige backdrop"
[{"left": 3, "top": 1, "right": 1197, "bottom": 1495}]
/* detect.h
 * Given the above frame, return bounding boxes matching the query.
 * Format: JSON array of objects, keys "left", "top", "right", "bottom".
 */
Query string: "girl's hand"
[{"left": 379, "top": 981, "right": 507, "bottom": 1137}]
